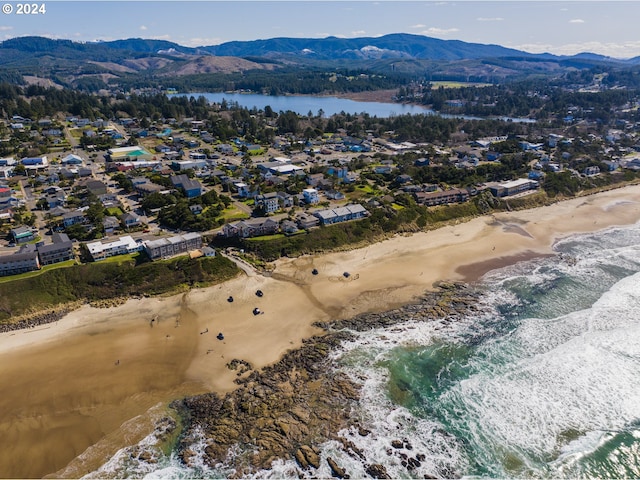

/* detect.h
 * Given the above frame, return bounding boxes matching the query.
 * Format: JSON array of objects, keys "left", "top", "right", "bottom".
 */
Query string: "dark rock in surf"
[
  {"left": 365, "top": 463, "right": 391, "bottom": 479},
  {"left": 327, "top": 456, "right": 349, "bottom": 478}
]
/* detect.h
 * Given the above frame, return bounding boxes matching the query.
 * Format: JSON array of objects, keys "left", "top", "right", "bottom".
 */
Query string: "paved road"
[{"left": 63, "top": 125, "right": 79, "bottom": 148}]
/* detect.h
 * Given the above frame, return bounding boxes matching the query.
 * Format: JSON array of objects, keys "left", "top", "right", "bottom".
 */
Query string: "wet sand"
[{"left": 2, "top": 185, "right": 640, "bottom": 478}]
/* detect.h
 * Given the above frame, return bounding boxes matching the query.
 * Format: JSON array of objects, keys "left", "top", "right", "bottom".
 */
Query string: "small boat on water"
[
  {"left": 255, "top": 290, "right": 263, "bottom": 297},
  {"left": 253, "top": 307, "right": 262, "bottom": 316},
  {"left": 217, "top": 332, "right": 224, "bottom": 340},
  {"left": 227, "top": 296, "right": 234, "bottom": 302}
]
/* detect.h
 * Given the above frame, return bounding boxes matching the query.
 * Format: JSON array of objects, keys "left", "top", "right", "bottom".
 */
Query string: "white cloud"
[
  {"left": 569, "top": 19, "right": 585, "bottom": 24},
  {"left": 148, "top": 34, "right": 172, "bottom": 42},
  {"left": 0, "top": 26, "right": 13, "bottom": 31},
  {"left": 140, "top": 25, "right": 148, "bottom": 31},
  {"left": 477, "top": 17, "right": 504, "bottom": 22},
  {"left": 421, "top": 27, "right": 459, "bottom": 36},
  {"left": 410, "top": 24, "right": 426, "bottom": 29},
  {"left": 351, "top": 30, "right": 366, "bottom": 36},
  {"left": 184, "top": 37, "right": 224, "bottom": 47}
]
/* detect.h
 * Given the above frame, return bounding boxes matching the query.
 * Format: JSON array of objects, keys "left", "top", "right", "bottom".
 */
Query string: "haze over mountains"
[{"left": 1, "top": 33, "right": 638, "bottom": 87}]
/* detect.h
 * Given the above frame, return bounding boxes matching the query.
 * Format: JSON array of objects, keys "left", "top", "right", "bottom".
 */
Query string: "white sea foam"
[{"left": 437, "top": 271, "right": 640, "bottom": 476}]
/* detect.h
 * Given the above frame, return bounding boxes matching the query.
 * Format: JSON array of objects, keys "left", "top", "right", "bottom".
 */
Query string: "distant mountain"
[
  {"left": 100, "top": 38, "right": 199, "bottom": 55},
  {"left": 0, "top": 33, "right": 637, "bottom": 89},
  {"left": 569, "top": 52, "right": 628, "bottom": 63},
  {"left": 200, "top": 33, "right": 549, "bottom": 61}
]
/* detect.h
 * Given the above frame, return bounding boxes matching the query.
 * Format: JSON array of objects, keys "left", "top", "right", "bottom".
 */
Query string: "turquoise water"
[{"left": 85, "top": 221, "right": 640, "bottom": 479}]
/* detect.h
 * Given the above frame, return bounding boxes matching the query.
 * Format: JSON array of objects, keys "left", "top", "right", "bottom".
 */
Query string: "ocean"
[{"left": 84, "top": 221, "right": 640, "bottom": 479}]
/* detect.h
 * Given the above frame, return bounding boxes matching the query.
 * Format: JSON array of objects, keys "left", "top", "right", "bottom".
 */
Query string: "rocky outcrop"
[
  {"left": 295, "top": 445, "right": 320, "bottom": 470},
  {"left": 174, "top": 282, "right": 480, "bottom": 477},
  {"left": 173, "top": 331, "right": 359, "bottom": 476},
  {"left": 226, "top": 358, "right": 253, "bottom": 376},
  {"left": 0, "top": 302, "right": 82, "bottom": 334},
  {"left": 314, "top": 281, "right": 481, "bottom": 332}
]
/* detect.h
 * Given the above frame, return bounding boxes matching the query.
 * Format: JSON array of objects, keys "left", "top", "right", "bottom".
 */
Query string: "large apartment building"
[{"left": 143, "top": 232, "right": 203, "bottom": 260}]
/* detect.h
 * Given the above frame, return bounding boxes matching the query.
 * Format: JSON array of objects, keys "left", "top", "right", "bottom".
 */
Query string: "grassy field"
[
  {"left": 0, "top": 259, "right": 77, "bottom": 284},
  {"left": 96, "top": 252, "right": 140, "bottom": 264},
  {"left": 220, "top": 206, "right": 250, "bottom": 221},
  {"left": 68, "top": 128, "right": 83, "bottom": 138},
  {"left": 244, "top": 233, "right": 286, "bottom": 242},
  {"left": 106, "top": 207, "right": 124, "bottom": 217}
]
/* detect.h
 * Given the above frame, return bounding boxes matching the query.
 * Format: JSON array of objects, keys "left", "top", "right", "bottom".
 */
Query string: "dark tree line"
[
  {"left": 115, "top": 68, "right": 413, "bottom": 96},
  {"left": 412, "top": 74, "right": 639, "bottom": 120}
]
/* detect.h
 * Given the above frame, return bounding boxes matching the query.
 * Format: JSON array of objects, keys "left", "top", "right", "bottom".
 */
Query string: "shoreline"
[{"left": 2, "top": 185, "right": 640, "bottom": 477}]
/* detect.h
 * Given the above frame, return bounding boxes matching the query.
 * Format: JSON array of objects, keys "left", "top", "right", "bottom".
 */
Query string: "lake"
[
  {"left": 171, "top": 91, "right": 437, "bottom": 118},
  {"left": 170, "top": 92, "right": 536, "bottom": 123}
]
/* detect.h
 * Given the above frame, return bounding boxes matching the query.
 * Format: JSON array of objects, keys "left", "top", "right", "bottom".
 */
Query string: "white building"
[
  {"left": 61, "top": 154, "right": 84, "bottom": 165},
  {"left": 303, "top": 188, "right": 319, "bottom": 204},
  {"left": 86, "top": 235, "right": 142, "bottom": 261}
]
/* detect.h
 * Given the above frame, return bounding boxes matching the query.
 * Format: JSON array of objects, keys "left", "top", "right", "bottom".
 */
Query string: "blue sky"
[{"left": 2, "top": 1, "right": 640, "bottom": 59}]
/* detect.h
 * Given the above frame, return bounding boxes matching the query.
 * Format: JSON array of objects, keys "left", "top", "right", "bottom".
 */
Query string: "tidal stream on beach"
[{"left": 81, "top": 221, "right": 640, "bottom": 479}]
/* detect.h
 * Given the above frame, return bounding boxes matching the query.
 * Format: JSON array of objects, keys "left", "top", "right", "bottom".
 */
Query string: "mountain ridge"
[{"left": 2, "top": 33, "right": 639, "bottom": 89}]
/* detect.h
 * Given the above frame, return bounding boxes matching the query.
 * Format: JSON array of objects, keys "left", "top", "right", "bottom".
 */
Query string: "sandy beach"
[{"left": 2, "top": 185, "right": 640, "bottom": 478}]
